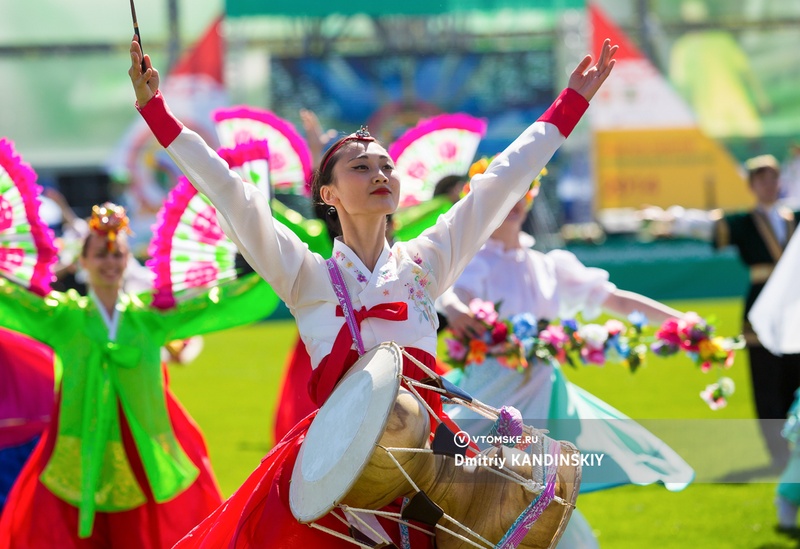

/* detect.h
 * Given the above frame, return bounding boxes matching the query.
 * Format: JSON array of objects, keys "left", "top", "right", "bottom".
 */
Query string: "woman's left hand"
[{"left": 568, "top": 38, "right": 618, "bottom": 101}]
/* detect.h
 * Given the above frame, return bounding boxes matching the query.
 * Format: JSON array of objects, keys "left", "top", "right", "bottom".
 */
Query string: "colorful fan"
[
  {"left": 219, "top": 139, "right": 272, "bottom": 202},
  {"left": 213, "top": 106, "right": 313, "bottom": 197},
  {"left": 147, "top": 176, "right": 239, "bottom": 310},
  {"left": 388, "top": 113, "right": 487, "bottom": 208},
  {"left": 0, "top": 139, "right": 57, "bottom": 296},
  {"left": 148, "top": 138, "right": 279, "bottom": 309}
]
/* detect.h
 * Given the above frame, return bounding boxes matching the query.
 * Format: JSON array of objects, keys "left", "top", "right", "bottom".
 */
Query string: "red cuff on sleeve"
[
  {"left": 136, "top": 90, "right": 184, "bottom": 148},
  {"left": 538, "top": 88, "right": 589, "bottom": 138}
]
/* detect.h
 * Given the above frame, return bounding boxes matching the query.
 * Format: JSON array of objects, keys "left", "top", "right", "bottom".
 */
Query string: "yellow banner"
[{"left": 594, "top": 128, "right": 753, "bottom": 210}]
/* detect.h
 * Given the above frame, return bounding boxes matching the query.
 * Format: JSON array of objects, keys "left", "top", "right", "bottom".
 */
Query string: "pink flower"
[
  {"left": 724, "top": 350, "right": 735, "bottom": 368},
  {"left": 445, "top": 338, "right": 467, "bottom": 361},
  {"left": 700, "top": 387, "right": 727, "bottom": 410},
  {"left": 469, "top": 299, "right": 499, "bottom": 325},
  {"left": 581, "top": 346, "right": 606, "bottom": 365},
  {"left": 539, "top": 325, "right": 569, "bottom": 346},
  {"left": 655, "top": 318, "right": 682, "bottom": 346},
  {"left": 605, "top": 319, "right": 626, "bottom": 336}
]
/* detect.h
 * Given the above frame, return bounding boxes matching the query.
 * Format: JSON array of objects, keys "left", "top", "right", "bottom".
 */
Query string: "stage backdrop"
[{"left": 268, "top": 49, "right": 557, "bottom": 161}]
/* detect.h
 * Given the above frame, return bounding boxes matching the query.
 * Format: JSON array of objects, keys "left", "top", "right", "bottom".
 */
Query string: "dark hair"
[
  {"left": 311, "top": 134, "right": 384, "bottom": 239},
  {"left": 80, "top": 232, "right": 94, "bottom": 258},
  {"left": 433, "top": 174, "right": 468, "bottom": 197},
  {"left": 748, "top": 166, "right": 779, "bottom": 185},
  {"left": 311, "top": 139, "right": 345, "bottom": 239},
  {"left": 80, "top": 231, "right": 129, "bottom": 257}
]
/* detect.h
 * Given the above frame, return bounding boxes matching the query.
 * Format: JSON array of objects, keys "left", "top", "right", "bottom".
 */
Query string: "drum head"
[{"left": 290, "top": 342, "right": 403, "bottom": 523}]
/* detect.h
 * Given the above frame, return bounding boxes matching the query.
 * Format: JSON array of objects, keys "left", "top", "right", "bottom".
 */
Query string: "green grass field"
[{"left": 167, "top": 297, "right": 800, "bottom": 548}]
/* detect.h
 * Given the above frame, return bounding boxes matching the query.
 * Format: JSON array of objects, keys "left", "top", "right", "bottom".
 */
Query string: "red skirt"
[
  {"left": 0, "top": 383, "right": 223, "bottom": 549},
  {"left": 274, "top": 335, "right": 452, "bottom": 442},
  {"left": 272, "top": 335, "right": 317, "bottom": 443},
  {"left": 0, "top": 327, "right": 55, "bottom": 449},
  {"left": 176, "top": 348, "right": 449, "bottom": 548}
]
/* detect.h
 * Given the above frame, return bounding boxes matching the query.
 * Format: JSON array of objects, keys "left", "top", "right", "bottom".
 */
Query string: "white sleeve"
[
  {"left": 165, "top": 128, "right": 319, "bottom": 307},
  {"left": 548, "top": 249, "right": 616, "bottom": 320},
  {"left": 408, "top": 120, "right": 566, "bottom": 298}
]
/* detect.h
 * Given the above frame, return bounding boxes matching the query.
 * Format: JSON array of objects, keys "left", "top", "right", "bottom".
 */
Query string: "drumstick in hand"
[{"left": 129, "top": 0, "right": 147, "bottom": 73}]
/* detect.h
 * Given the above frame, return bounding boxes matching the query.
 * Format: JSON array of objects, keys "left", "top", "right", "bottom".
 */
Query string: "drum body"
[{"left": 290, "top": 342, "right": 581, "bottom": 549}]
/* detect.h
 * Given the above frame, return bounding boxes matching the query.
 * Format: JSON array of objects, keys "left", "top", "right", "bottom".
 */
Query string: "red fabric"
[
  {"left": 0, "top": 328, "right": 55, "bottom": 448},
  {"left": 273, "top": 336, "right": 317, "bottom": 442},
  {"left": 175, "top": 349, "right": 445, "bottom": 549},
  {"left": 538, "top": 88, "right": 589, "bottom": 138},
  {"left": 276, "top": 331, "right": 451, "bottom": 443},
  {"left": 137, "top": 90, "right": 184, "bottom": 148},
  {"left": 309, "top": 302, "right": 408, "bottom": 405},
  {"left": 0, "top": 379, "right": 222, "bottom": 549}
]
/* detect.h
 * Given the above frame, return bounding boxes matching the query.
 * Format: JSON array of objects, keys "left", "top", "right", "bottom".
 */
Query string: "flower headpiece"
[
  {"left": 466, "top": 156, "right": 547, "bottom": 208},
  {"left": 320, "top": 126, "right": 375, "bottom": 173},
  {"left": 88, "top": 202, "right": 131, "bottom": 252}
]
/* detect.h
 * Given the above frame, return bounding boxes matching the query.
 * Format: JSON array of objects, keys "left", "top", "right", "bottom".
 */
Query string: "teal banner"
[{"left": 225, "top": 0, "right": 585, "bottom": 18}]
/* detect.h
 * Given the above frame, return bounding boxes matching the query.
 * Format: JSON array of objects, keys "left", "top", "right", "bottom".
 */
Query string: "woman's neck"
[
  {"left": 490, "top": 224, "right": 522, "bottom": 250},
  {"left": 340, "top": 215, "right": 387, "bottom": 271},
  {"left": 91, "top": 285, "right": 120, "bottom": 317}
]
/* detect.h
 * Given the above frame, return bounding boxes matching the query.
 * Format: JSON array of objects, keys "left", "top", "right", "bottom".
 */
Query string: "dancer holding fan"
[
  {"left": 0, "top": 141, "right": 279, "bottom": 547},
  {"left": 129, "top": 31, "right": 617, "bottom": 546}
]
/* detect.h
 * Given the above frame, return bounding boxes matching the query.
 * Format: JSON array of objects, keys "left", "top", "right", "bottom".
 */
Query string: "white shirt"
[
  {"left": 451, "top": 233, "right": 616, "bottom": 321},
  {"left": 760, "top": 204, "right": 788, "bottom": 246},
  {"left": 164, "top": 120, "right": 568, "bottom": 368}
]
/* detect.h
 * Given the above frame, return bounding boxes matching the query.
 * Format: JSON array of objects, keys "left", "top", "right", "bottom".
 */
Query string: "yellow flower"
[
  {"left": 469, "top": 157, "right": 491, "bottom": 178},
  {"left": 698, "top": 338, "right": 722, "bottom": 361}
]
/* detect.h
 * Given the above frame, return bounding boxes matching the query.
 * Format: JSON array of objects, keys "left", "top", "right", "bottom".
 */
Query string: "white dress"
[
  {"left": 443, "top": 233, "right": 695, "bottom": 493},
  {"left": 137, "top": 88, "right": 591, "bottom": 547},
  {"left": 143, "top": 91, "right": 578, "bottom": 369}
]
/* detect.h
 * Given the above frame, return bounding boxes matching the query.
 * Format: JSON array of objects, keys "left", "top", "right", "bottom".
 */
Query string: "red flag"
[{"left": 170, "top": 16, "right": 224, "bottom": 84}]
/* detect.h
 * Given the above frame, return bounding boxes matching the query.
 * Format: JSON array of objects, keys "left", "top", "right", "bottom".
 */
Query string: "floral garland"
[{"left": 444, "top": 299, "right": 743, "bottom": 410}]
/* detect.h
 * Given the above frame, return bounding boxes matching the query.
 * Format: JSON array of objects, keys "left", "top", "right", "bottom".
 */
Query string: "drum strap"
[
  {"left": 496, "top": 439, "right": 561, "bottom": 549},
  {"left": 327, "top": 258, "right": 367, "bottom": 355}
]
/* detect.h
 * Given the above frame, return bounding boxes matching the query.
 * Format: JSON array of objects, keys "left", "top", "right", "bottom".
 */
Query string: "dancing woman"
[
  {"left": 129, "top": 36, "right": 617, "bottom": 547},
  {"left": 0, "top": 203, "right": 277, "bottom": 548},
  {"left": 437, "top": 187, "right": 696, "bottom": 545}
]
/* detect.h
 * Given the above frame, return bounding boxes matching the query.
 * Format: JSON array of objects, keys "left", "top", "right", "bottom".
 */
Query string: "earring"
[{"left": 327, "top": 206, "right": 337, "bottom": 217}]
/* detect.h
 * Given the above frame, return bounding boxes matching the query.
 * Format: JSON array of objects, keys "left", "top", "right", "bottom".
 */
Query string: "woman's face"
[
  {"left": 501, "top": 197, "right": 530, "bottom": 230},
  {"left": 490, "top": 197, "right": 529, "bottom": 242},
  {"left": 322, "top": 141, "right": 400, "bottom": 220},
  {"left": 80, "top": 234, "right": 129, "bottom": 291}
]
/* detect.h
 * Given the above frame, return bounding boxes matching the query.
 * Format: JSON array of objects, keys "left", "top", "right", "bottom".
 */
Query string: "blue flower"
[
  {"left": 511, "top": 313, "right": 538, "bottom": 340},
  {"left": 650, "top": 340, "right": 678, "bottom": 356},
  {"left": 628, "top": 311, "right": 648, "bottom": 329},
  {"left": 608, "top": 334, "right": 630, "bottom": 357},
  {"left": 563, "top": 319, "right": 579, "bottom": 332}
]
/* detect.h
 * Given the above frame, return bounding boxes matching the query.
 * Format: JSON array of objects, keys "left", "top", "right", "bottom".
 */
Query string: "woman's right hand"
[
  {"left": 128, "top": 37, "right": 160, "bottom": 108},
  {"left": 447, "top": 308, "right": 488, "bottom": 341}
]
